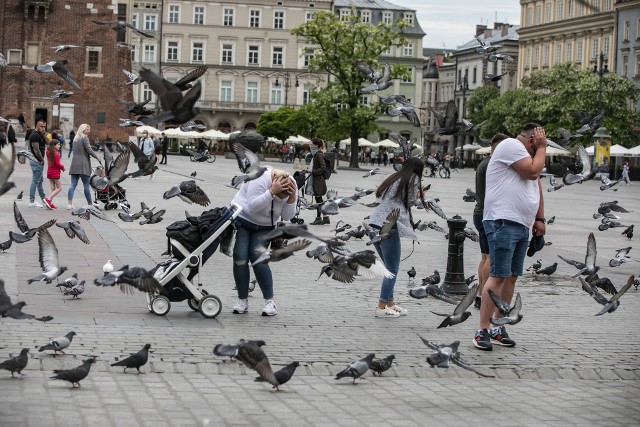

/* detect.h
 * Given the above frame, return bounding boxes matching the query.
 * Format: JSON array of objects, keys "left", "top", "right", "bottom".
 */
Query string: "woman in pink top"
[{"left": 44, "top": 136, "right": 65, "bottom": 209}]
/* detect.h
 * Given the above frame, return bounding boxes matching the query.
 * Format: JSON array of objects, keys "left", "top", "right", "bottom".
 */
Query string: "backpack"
[{"left": 322, "top": 152, "right": 332, "bottom": 180}]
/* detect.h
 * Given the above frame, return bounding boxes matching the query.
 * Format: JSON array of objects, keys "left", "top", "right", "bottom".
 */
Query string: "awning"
[
  {"left": 285, "top": 135, "right": 311, "bottom": 144},
  {"left": 585, "top": 144, "right": 631, "bottom": 156},
  {"left": 627, "top": 145, "right": 640, "bottom": 157},
  {"left": 200, "top": 129, "right": 229, "bottom": 140},
  {"left": 374, "top": 139, "right": 399, "bottom": 148},
  {"left": 340, "top": 137, "right": 374, "bottom": 146},
  {"left": 135, "top": 125, "right": 161, "bottom": 136}
]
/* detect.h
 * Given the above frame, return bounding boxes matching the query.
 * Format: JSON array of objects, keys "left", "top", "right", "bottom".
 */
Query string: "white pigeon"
[{"left": 103, "top": 260, "right": 114, "bottom": 276}]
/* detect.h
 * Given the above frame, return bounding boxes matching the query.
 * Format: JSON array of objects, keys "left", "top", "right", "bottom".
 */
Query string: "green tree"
[
  {"left": 291, "top": 10, "right": 408, "bottom": 167},
  {"left": 256, "top": 107, "right": 297, "bottom": 142}
]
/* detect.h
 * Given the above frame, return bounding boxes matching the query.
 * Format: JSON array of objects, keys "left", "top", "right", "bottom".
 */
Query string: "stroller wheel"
[
  {"left": 199, "top": 295, "right": 222, "bottom": 318},
  {"left": 187, "top": 289, "right": 209, "bottom": 312},
  {"left": 151, "top": 296, "right": 171, "bottom": 316},
  {"left": 297, "top": 218, "right": 304, "bottom": 224},
  {"left": 290, "top": 218, "right": 297, "bottom": 223}
]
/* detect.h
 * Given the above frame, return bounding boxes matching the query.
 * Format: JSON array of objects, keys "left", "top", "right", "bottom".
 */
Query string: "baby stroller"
[
  {"left": 90, "top": 168, "right": 131, "bottom": 211},
  {"left": 291, "top": 171, "right": 309, "bottom": 224},
  {"left": 145, "top": 203, "right": 243, "bottom": 318}
]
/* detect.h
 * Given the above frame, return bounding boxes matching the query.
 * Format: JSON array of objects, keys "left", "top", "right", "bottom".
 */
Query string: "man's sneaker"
[
  {"left": 262, "top": 299, "right": 277, "bottom": 316},
  {"left": 29, "top": 201, "right": 43, "bottom": 208},
  {"left": 474, "top": 296, "right": 481, "bottom": 310},
  {"left": 232, "top": 298, "right": 249, "bottom": 314},
  {"left": 473, "top": 329, "right": 493, "bottom": 351},
  {"left": 490, "top": 326, "right": 516, "bottom": 347},
  {"left": 43, "top": 198, "right": 53, "bottom": 209},
  {"left": 374, "top": 307, "right": 400, "bottom": 318},
  {"left": 388, "top": 304, "right": 408, "bottom": 316}
]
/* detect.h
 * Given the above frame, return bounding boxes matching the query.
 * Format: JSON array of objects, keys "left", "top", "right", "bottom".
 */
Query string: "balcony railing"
[{"left": 195, "top": 100, "right": 296, "bottom": 112}]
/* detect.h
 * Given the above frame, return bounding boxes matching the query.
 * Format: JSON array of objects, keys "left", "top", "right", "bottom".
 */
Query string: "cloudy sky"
[{"left": 399, "top": 0, "right": 522, "bottom": 50}]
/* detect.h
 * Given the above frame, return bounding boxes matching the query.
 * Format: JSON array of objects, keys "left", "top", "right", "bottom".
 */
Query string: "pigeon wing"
[
  {"left": 38, "top": 229, "right": 59, "bottom": 273},
  {"left": 609, "top": 275, "right": 634, "bottom": 304},
  {"left": 443, "top": 100, "right": 459, "bottom": 129},
  {"left": 418, "top": 336, "right": 442, "bottom": 351},
  {"left": 69, "top": 222, "right": 90, "bottom": 244},
  {"left": 238, "top": 343, "right": 278, "bottom": 386},
  {"left": 557, "top": 255, "right": 585, "bottom": 269},
  {"left": 487, "top": 289, "right": 511, "bottom": 316},
  {"left": 379, "top": 208, "right": 400, "bottom": 237},
  {"left": 580, "top": 277, "right": 609, "bottom": 306},
  {"left": 107, "top": 150, "right": 131, "bottom": 186},
  {"left": 584, "top": 233, "right": 597, "bottom": 270},
  {"left": 451, "top": 353, "right": 494, "bottom": 377},
  {"left": 139, "top": 68, "right": 182, "bottom": 111},
  {"left": 13, "top": 201, "right": 29, "bottom": 232},
  {"left": 453, "top": 284, "right": 478, "bottom": 315},
  {"left": 231, "top": 142, "right": 260, "bottom": 173},
  {"left": 0, "top": 142, "right": 15, "bottom": 190},
  {"left": 175, "top": 65, "right": 207, "bottom": 90},
  {"left": 52, "top": 61, "right": 80, "bottom": 90}
]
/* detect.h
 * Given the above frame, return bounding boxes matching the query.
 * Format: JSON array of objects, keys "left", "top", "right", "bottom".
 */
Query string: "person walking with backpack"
[{"left": 305, "top": 137, "right": 330, "bottom": 225}]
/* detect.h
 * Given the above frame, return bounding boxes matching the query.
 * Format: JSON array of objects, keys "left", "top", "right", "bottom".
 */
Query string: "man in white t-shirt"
[{"left": 474, "top": 123, "right": 547, "bottom": 351}]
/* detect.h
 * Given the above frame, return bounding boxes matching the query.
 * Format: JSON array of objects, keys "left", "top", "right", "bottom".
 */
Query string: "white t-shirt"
[
  {"left": 232, "top": 169, "right": 297, "bottom": 226},
  {"left": 483, "top": 138, "right": 539, "bottom": 227}
]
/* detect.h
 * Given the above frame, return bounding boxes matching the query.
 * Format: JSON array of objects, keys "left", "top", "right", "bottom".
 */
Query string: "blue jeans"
[
  {"left": 369, "top": 229, "right": 401, "bottom": 303},
  {"left": 67, "top": 174, "right": 92, "bottom": 205},
  {"left": 483, "top": 219, "right": 529, "bottom": 277},
  {"left": 29, "top": 160, "right": 45, "bottom": 202},
  {"left": 232, "top": 217, "right": 275, "bottom": 300}
]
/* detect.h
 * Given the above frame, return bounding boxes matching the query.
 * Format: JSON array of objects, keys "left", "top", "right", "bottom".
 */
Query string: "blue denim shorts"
[
  {"left": 473, "top": 213, "right": 489, "bottom": 254},
  {"left": 483, "top": 219, "right": 529, "bottom": 277}
]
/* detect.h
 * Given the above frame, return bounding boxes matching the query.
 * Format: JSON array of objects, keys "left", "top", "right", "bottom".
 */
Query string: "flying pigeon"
[
  {"left": 364, "top": 208, "right": 400, "bottom": 245},
  {"left": 253, "top": 239, "right": 312, "bottom": 266},
  {"left": 484, "top": 72, "right": 509, "bottom": 82},
  {"left": 111, "top": 344, "right": 151, "bottom": 373},
  {"left": 487, "top": 53, "right": 514, "bottom": 62},
  {"left": 13, "top": 201, "right": 56, "bottom": 238},
  {"left": 120, "top": 98, "right": 153, "bottom": 115},
  {"left": 27, "top": 229, "right": 68, "bottom": 284},
  {"left": 355, "top": 62, "right": 391, "bottom": 93},
  {"left": 557, "top": 233, "right": 599, "bottom": 278},
  {"left": 0, "top": 348, "right": 29, "bottom": 378},
  {"left": 430, "top": 284, "right": 478, "bottom": 328},
  {"left": 56, "top": 221, "right": 90, "bottom": 244},
  {"left": 213, "top": 340, "right": 283, "bottom": 390},
  {"left": 369, "top": 355, "right": 395, "bottom": 376},
  {"left": 163, "top": 181, "right": 210, "bottom": 206},
  {"left": 230, "top": 142, "right": 267, "bottom": 187},
  {"left": 92, "top": 19, "right": 155, "bottom": 38},
  {"left": 95, "top": 265, "right": 168, "bottom": 295},
  {"left": 488, "top": 290, "right": 523, "bottom": 326},
  {"left": 50, "top": 358, "right": 96, "bottom": 388},
  {"left": 139, "top": 67, "right": 201, "bottom": 125},
  {"left": 173, "top": 65, "right": 208, "bottom": 91},
  {"left": 600, "top": 174, "right": 621, "bottom": 191},
  {"left": 31, "top": 60, "right": 80, "bottom": 90},
  {"left": 122, "top": 69, "right": 144, "bottom": 85},
  {"left": 1, "top": 280, "right": 53, "bottom": 322},
  {"left": 335, "top": 353, "right": 375, "bottom": 384},
  {"left": 47, "top": 89, "right": 74, "bottom": 99},
  {"left": 585, "top": 274, "right": 618, "bottom": 295},
  {"left": 475, "top": 36, "right": 501, "bottom": 54},
  {"left": 38, "top": 331, "right": 77, "bottom": 356},
  {"left": 609, "top": 247, "right": 632, "bottom": 268},
  {"left": 547, "top": 175, "right": 564, "bottom": 192},
  {"left": 580, "top": 275, "right": 634, "bottom": 316},
  {"left": 570, "top": 110, "right": 604, "bottom": 134},
  {"left": 557, "top": 127, "right": 583, "bottom": 146},
  {"left": 71, "top": 205, "right": 114, "bottom": 222},
  {"left": 429, "top": 100, "right": 460, "bottom": 135},
  {"left": 419, "top": 337, "right": 494, "bottom": 377}
]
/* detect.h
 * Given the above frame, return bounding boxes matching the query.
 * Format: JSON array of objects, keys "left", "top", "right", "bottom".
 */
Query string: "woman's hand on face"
[{"left": 271, "top": 177, "right": 287, "bottom": 195}]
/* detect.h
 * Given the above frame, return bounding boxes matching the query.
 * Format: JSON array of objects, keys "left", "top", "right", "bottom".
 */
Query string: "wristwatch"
[{"left": 535, "top": 217, "right": 546, "bottom": 224}]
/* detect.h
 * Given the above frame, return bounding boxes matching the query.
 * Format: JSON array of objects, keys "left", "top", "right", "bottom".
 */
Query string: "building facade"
[
  {"left": 0, "top": 0, "right": 133, "bottom": 141},
  {"left": 614, "top": 0, "right": 640, "bottom": 111}
]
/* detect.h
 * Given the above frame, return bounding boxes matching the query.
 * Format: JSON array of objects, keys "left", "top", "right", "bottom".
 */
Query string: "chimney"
[
  {"left": 475, "top": 24, "right": 487, "bottom": 37},
  {"left": 484, "top": 29, "right": 492, "bottom": 38}
]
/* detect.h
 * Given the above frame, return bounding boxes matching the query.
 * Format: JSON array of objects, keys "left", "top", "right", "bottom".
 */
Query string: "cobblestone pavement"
[{"left": 1, "top": 148, "right": 639, "bottom": 426}]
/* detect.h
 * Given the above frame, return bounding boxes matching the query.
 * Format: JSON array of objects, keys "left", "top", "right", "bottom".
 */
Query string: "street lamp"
[
  {"left": 458, "top": 70, "right": 469, "bottom": 118},
  {"left": 274, "top": 72, "right": 299, "bottom": 106},
  {"left": 592, "top": 51, "right": 608, "bottom": 115}
]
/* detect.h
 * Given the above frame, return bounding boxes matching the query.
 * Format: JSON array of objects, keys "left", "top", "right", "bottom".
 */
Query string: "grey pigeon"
[
  {"left": 50, "top": 358, "right": 96, "bottom": 388},
  {"left": 253, "top": 239, "right": 312, "bottom": 266},
  {"left": 561, "top": 233, "right": 599, "bottom": 278},
  {"left": 547, "top": 175, "right": 564, "bottom": 192},
  {"left": 122, "top": 69, "right": 143, "bottom": 85},
  {"left": 95, "top": 265, "right": 167, "bottom": 295},
  {"left": 316, "top": 248, "right": 393, "bottom": 283},
  {"left": 535, "top": 262, "right": 558, "bottom": 276},
  {"left": 421, "top": 270, "right": 441, "bottom": 286},
  {"left": 370, "top": 355, "right": 395, "bottom": 376},
  {"left": 407, "top": 266, "right": 416, "bottom": 281},
  {"left": 475, "top": 36, "right": 501, "bottom": 54},
  {"left": 621, "top": 225, "right": 634, "bottom": 239},
  {"left": 557, "top": 127, "right": 583, "bottom": 146},
  {"left": 332, "top": 220, "right": 352, "bottom": 235},
  {"left": 39, "top": 331, "right": 77, "bottom": 356},
  {"left": 13, "top": 201, "right": 56, "bottom": 238},
  {"left": 139, "top": 209, "right": 165, "bottom": 225},
  {"left": 111, "top": 344, "right": 151, "bottom": 373},
  {"left": 51, "top": 44, "right": 81, "bottom": 52},
  {"left": 585, "top": 274, "right": 618, "bottom": 295},
  {"left": 120, "top": 99, "right": 153, "bottom": 115},
  {"left": 230, "top": 142, "right": 267, "bottom": 187},
  {"left": 431, "top": 284, "right": 478, "bottom": 328},
  {"left": 32, "top": 60, "right": 80, "bottom": 90},
  {"left": 335, "top": 353, "right": 375, "bottom": 384},
  {"left": 173, "top": 65, "right": 208, "bottom": 91},
  {"left": 214, "top": 340, "right": 282, "bottom": 390},
  {"left": 139, "top": 67, "right": 201, "bottom": 125},
  {"left": 56, "top": 221, "right": 90, "bottom": 244},
  {"left": 595, "top": 200, "right": 630, "bottom": 218},
  {"left": 27, "top": 229, "right": 68, "bottom": 284},
  {"left": 0, "top": 238, "right": 11, "bottom": 252},
  {"left": 254, "top": 361, "right": 300, "bottom": 389},
  {"left": 72, "top": 205, "right": 114, "bottom": 222},
  {"left": 563, "top": 145, "right": 595, "bottom": 185},
  {"left": 572, "top": 110, "right": 604, "bottom": 134},
  {"left": 488, "top": 290, "right": 523, "bottom": 326},
  {"left": 180, "top": 120, "right": 206, "bottom": 132},
  {"left": 92, "top": 19, "right": 154, "bottom": 38},
  {"left": 63, "top": 280, "right": 85, "bottom": 299},
  {"left": 580, "top": 275, "right": 634, "bottom": 316},
  {"left": 526, "top": 259, "right": 542, "bottom": 272},
  {"left": 409, "top": 283, "right": 456, "bottom": 304},
  {"left": 364, "top": 208, "right": 400, "bottom": 245},
  {"left": 547, "top": 216, "right": 556, "bottom": 224},
  {"left": 600, "top": 174, "right": 621, "bottom": 191},
  {"left": 0, "top": 349, "right": 29, "bottom": 378},
  {"left": 163, "top": 181, "right": 210, "bottom": 206},
  {"left": 362, "top": 167, "right": 384, "bottom": 178},
  {"left": 0, "top": 280, "right": 53, "bottom": 322},
  {"left": 0, "top": 138, "right": 16, "bottom": 196},
  {"left": 48, "top": 89, "right": 74, "bottom": 99},
  {"left": 484, "top": 72, "right": 508, "bottom": 82},
  {"left": 417, "top": 221, "right": 446, "bottom": 233},
  {"left": 429, "top": 100, "right": 460, "bottom": 135},
  {"left": 419, "top": 337, "right": 494, "bottom": 377},
  {"left": 118, "top": 118, "right": 145, "bottom": 127},
  {"left": 609, "top": 247, "right": 632, "bottom": 268},
  {"left": 16, "top": 150, "right": 38, "bottom": 164},
  {"left": 356, "top": 62, "right": 391, "bottom": 93},
  {"left": 487, "top": 53, "right": 514, "bottom": 62},
  {"left": 56, "top": 273, "right": 79, "bottom": 292}
]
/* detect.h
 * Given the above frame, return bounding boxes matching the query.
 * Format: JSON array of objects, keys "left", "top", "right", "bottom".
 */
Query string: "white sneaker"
[
  {"left": 262, "top": 299, "right": 277, "bottom": 316},
  {"left": 67, "top": 205, "right": 75, "bottom": 210},
  {"left": 374, "top": 307, "right": 400, "bottom": 318},
  {"left": 29, "top": 201, "right": 43, "bottom": 208},
  {"left": 92, "top": 203, "right": 102, "bottom": 209},
  {"left": 388, "top": 304, "right": 408, "bottom": 316},
  {"left": 232, "top": 298, "right": 249, "bottom": 314}
]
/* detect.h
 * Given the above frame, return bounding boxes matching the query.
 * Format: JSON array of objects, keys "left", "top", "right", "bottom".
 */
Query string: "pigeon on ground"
[
  {"left": 122, "top": 69, "right": 143, "bottom": 85},
  {"left": 356, "top": 62, "right": 391, "bottom": 93},
  {"left": 563, "top": 145, "right": 595, "bottom": 185},
  {"left": 63, "top": 280, "right": 85, "bottom": 299},
  {"left": 0, "top": 280, "right": 53, "bottom": 321},
  {"left": 190, "top": 171, "right": 197, "bottom": 177},
  {"left": 335, "top": 353, "right": 375, "bottom": 384},
  {"left": 0, "top": 348, "right": 29, "bottom": 378},
  {"left": 419, "top": 337, "right": 494, "bottom": 377},
  {"left": 163, "top": 180, "right": 210, "bottom": 206},
  {"left": 547, "top": 175, "right": 564, "bottom": 192},
  {"left": 547, "top": 216, "right": 556, "bottom": 224},
  {"left": 421, "top": 270, "right": 441, "bottom": 286},
  {"left": 214, "top": 340, "right": 283, "bottom": 390},
  {"left": 111, "top": 344, "right": 151, "bottom": 374},
  {"left": 230, "top": 142, "right": 267, "bottom": 187},
  {"left": 364, "top": 208, "right": 400, "bottom": 245},
  {"left": 431, "top": 284, "right": 478, "bottom": 328},
  {"left": 0, "top": 238, "right": 12, "bottom": 252},
  {"left": 580, "top": 275, "right": 634, "bottom": 316},
  {"left": 56, "top": 221, "right": 90, "bottom": 244},
  {"left": 92, "top": 19, "right": 154, "bottom": 38},
  {"left": 370, "top": 355, "right": 395, "bottom": 376},
  {"left": 253, "top": 239, "right": 312, "bottom": 266},
  {"left": 254, "top": 361, "right": 300, "bottom": 389},
  {"left": 16, "top": 190, "right": 23, "bottom": 200},
  {"left": 27, "top": 229, "right": 67, "bottom": 284},
  {"left": 621, "top": 225, "right": 634, "bottom": 239},
  {"left": 535, "top": 262, "right": 558, "bottom": 277},
  {"left": 139, "top": 67, "right": 201, "bottom": 125},
  {"left": 103, "top": 260, "right": 114, "bottom": 276},
  {"left": 526, "top": 259, "right": 542, "bottom": 272},
  {"left": 488, "top": 290, "right": 523, "bottom": 326},
  {"left": 31, "top": 60, "right": 80, "bottom": 90},
  {"left": 50, "top": 358, "right": 96, "bottom": 388},
  {"left": 0, "top": 136, "right": 16, "bottom": 196},
  {"left": 38, "top": 331, "right": 77, "bottom": 356},
  {"left": 57, "top": 273, "right": 79, "bottom": 292},
  {"left": 339, "top": 225, "right": 366, "bottom": 241},
  {"left": 407, "top": 267, "right": 416, "bottom": 282},
  {"left": 95, "top": 265, "right": 167, "bottom": 295},
  {"left": 409, "top": 283, "right": 456, "bottom": 304},
  {"left": 13, "top": 201, "right": 56, "bottom": 238},
  {"left": 139, "top": 209, "right": 165, "bottom": 225}
]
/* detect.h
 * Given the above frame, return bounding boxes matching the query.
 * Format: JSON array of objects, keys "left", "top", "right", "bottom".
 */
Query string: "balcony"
[{"left": 195, "top": 101, "right": 294, "bottom": 112}]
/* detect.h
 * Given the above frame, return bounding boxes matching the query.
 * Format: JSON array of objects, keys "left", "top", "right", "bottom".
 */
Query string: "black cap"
[{"left": 527, "top": 235, "right": 545, "bottom": 257}]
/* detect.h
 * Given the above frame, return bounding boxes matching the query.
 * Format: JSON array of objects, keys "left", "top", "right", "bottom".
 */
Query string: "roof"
[
  {"left": 457, "top": 25, "right": 520, "bottom": 50},
  {"left": 334, "top": 0, "right": 413, "bottom": 11}
]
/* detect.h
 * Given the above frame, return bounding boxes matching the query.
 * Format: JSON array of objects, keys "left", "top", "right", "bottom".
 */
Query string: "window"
[
  {"left": 568, "top": 0, "right": 574, "bottom": 18},
  {"left": 86, "top": 47, "right": 102, "bottom": 74},
  {"left": 302, "top": 83, "right": 311, "bottom": 105},
  {"left": 96, "top": 112, "right": 106, "bottom": 124},
  {"left": 556, "top": 1, "right": 563, "bottom": 20},
  {"left": 131, "top": 13, "right": 138, "bottom": 29},
  {"left": 555, "top": 42, "right": 562, "bottom": 63},
  {"left": 638, "top": 19, "right": 640, "bottom": 40},
  {"left": 577, "top": 1, "right": 585, "bottom": 17},
  {"left": 576, "top": 40, "right": 583, "bottom": 62},
  {"left": 26, "top": 42, "right": 40, "bottom": 65},
  {"left": 591, "top": 37, "right": 599, "bottom": 61},
  {"left": 192, "top": 42, "right": 203, "bottom": 62},
  {"left": 194, "top": 6, "right": 204, "bottom": 25},
  {"left": 250, "top": 10, "right": 260, "bottom": 28},
  {"left": 339, "top": 9, "right": 350, "bottom": 21},
  {"left": 117, "top": 3, "right": 127, "bottom": 43},
  {"left": 526, "top": 7, "right": 532, "bottom": 26},
  {"left": 636, "top": 53, "right": 640, "bottom": 76},
  {"left": 603, "top": 37, "right": 610, "bottom": 58},
  {"left": 220, "top": 80, "right": 232, "bottom": 102},
  {"left": 604, "top": 0, "right": 612, "bottom": 11},
  {"left": 381, "top": 46, "right": 392, "bottom": 56},
  {"left": 143, "top": 44, "right": 155, "bottom": 63},
  {"left": 403, "top": 42, "right": 413, "bottom": 57},
  {"left": 472, "top": 66, "right": 477, "bottom": 84},
  {"left": 246, "top": 81, "right": 258, "bottom": 103},
  {"left": 533, "top": 46, "right": 540, "bottom": 66},
  {"left": 223, "top": 8, "right": 234, "bottom": 26},
  {"left": 525, "top": 46, "right": 531, "bottom": 67},
  {"left": 305, "top": 11, "right": 315, "bottom": 22},
  {"left": 622, "top": 55, "right": 629, "bottom": 77},
  {"left": 7, "top": 49, "right": 21, "bottom": 65},
  {"left": 168, "top": 5, "right": 179, "bottom": 23},
  {"left": 402, "top": 66, "right": 413, "bottom": 83},
  {"left": 624, "top": 20, "right": 630, "bottom": 41},
  {"left": 142, "top": 83, "right": 153, "bottom": 102},
  {"left": 360, "top": 11, "right": 370, "bottom": 23},
  {"left": 167, "top": 41, "right": 179, "bottom": 61},
  {"left": 382, "top": 12, "right": 392, "bottom": 24},
  {"left": 360, "top": 95, "right": 369, "bottom": 105},
  {"left": 144, "top": 15, "right": 156, "bottom": 31},
  {"left": 248, "top": 45, "right": 259, "bottom": 65},
  {"left": 274, "top": 11, "right": 284, "bottom": 29},
  {"left": 403, "top": 13, "right": 414, "bottom": 26},
  {"left": 565, "top": 40, "right": 572, "bottom": 61},
  {"left": 545, "top": 3, "right": 551, "bottom": 23},
  {"left": 131, "top": 44, "right": 136, "bottom": 62},
  {"left": 303, "top": 48, "right": 314, "bottom": 67},
  {"left": 535, "top": 5, "right": 541, "bottom": 24},
  {"left": 543, "top": 44, "right": 550, "bottom": 65},
  {"left": 222, "top": 44, "right": 234, "bottom": 64},
  {"left": 272, "top": 46, "right": 283, "bottom": 65},
  {"left": 271, "top": 83, "right": 282, "bottom": 104}
]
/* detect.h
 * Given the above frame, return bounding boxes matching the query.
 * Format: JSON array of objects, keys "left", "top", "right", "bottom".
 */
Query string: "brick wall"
[{"left": 0, "top": 0, "right": 133, "bottom": 141}]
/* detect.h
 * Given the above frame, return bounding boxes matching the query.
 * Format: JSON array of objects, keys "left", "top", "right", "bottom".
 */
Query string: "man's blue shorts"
[{"left": 483, "top": 219, "right": 529, "bottom": 277}]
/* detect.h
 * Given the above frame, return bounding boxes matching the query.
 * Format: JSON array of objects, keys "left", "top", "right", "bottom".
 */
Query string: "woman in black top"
[{"left": 305, "top": 137, "right": 329, "bottom": 225}]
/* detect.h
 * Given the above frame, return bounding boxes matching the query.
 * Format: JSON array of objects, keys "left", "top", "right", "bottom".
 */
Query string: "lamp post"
[
  {"left": 274, "top": 72, "right": 299, "bottom": 106},
  {"left": 458, "top": 71, "right": 470, "bottom": 151},
  {"left": 592, "top": 51, "right": 608, "bottom": 115}
]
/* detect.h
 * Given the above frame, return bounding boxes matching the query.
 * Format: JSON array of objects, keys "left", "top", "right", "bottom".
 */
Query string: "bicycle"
[{"left": 186, "top": 148, "right": 216, "bottom": 163}]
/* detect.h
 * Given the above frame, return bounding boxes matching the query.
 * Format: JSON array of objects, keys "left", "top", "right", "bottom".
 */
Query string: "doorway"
[{"left": 34, "top": 108, "right": 48, "bottom": 125}]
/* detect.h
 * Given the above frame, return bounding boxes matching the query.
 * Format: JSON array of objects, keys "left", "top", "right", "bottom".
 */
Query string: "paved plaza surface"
[{"left": 1, "top": 147, "right": 639, "bottom": 426}]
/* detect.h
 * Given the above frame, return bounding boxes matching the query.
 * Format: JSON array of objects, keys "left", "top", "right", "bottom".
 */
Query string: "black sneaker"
[
  {"left": 473, "top": 329, "right": 493, "bottom": 351},
  {"left": 490, "top": 326, "right": 516, "bottom": 347},
  {"left": 474, "top": 296, "right": 481, "bottom": 310}
]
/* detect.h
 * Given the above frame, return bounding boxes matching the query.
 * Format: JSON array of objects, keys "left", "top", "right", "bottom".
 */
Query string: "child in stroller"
[{"left": 90, "top": 166, "right": 131, "bottom": 211}]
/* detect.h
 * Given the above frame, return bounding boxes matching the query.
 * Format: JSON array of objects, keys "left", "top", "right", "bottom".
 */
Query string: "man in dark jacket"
[
  {"left": 305, "top": 137, "right": 329, "bottom": 225},
  {"left": 160, "top": 132, "right": 169, "bottom": 164},
  {"left": 28, "top": 120, "right": 48, "bottom": 208}
]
